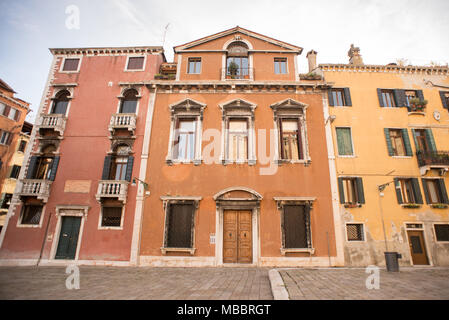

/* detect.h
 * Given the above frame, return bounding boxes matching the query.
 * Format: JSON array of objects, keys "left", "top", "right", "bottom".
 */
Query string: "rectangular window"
[
  {"left": 389, "top": 129, "right": 406, "bottom": 156},
  {"left": 187, "top": 58, "right": 201, "bottom": 74},
  {"left": 0, "top": 131, "right": 11, "bottom": 145},
  {"left": 126, "top": 57, "right": 145, "bottom": 70},
  {"left": 0, "top": 103, "right": 5, "bottom": 116},
  {"left": 336, "top": 127, "right": 354, "bottom": 156},
  {"left": 9, "top": 165, "right": 21, "bottom": 179},
  {"left": 1, "top": 193, "right": 12, "bottom": 209},
  {"left": 381, "top": 90, "right": 396, "bottom": 108},
  {"left": 20, "top": 205, "right": 43, "bottom": 225},
  {"left": 110, "top": 156, "right": 128, "bottom": 181},
  {"left": 165, "top": 203, "right": 195, "bottom": 248},
  {"left": 18, "top": 140, "right": 27, "bottom": 152},
  {"left": 342, "top": 178, "right": 358, "bottom": 204},
  {"left": 101, "top": 206, "right": 123, "bottom": 227},
  {"left": 434, "top": 224, "right": 449, "bottom": 242},
  {"left": 405, "top": 90, "right": 417, "bottom": 107},
  {"left": 7, "top": 108, "right": 17, "bottom": 120},
  {"left": 424, "top": 179, "right": 442, "bottom": 204},
  {"left": 228, "top": 119, "right": 248, "bottom": 161},
  {"left": 347, "top": 223, "right": 364, "bottom": 241},
  {"left": 282, "top": 205, "right": 311, "bottom": 249},
  {"left": 280, "top": 119, "right": 301, "bottom": 160},
  {"left": 173, "top": 119, "right": 196, "bottom": 161},
  {"left": 274, "top": 58, "right": 287, "bottom": 74},
  {"left": 331, "top": 89, "right": 345, "bottom": 106},
  {"left": 338, "top": 177, "right": 365, "bottom": 205},
  {"left": 62, "top": 58, "right": 80, "bottom": 72},
  {"left": 399, "top": 179, "right": 416, "bottom": 203}
]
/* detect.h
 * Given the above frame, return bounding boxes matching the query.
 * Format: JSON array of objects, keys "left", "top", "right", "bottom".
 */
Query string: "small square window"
[
  {"left": 126, "top": 57, "right": 145, "bottom": 70},
  {"left": 62, "top": 58, "right": 80, "bottom": 72},
  {"left": 101, "top": 206, "right": 123, "bottom": 227},
  {"left": 20, "top": 205, "right": 43, "bottom": 225},
  {"left": 434, "top": 224, "right": 449, "bottom": 242},
  {"left": 274, "top": 58, "right": 287, "bottom": 74},
  {"left": 187, "top": 58, "right": 201, "bottom": 74},
  {"left": 347, "top": 224, "right": 364, "bottom": 241}
]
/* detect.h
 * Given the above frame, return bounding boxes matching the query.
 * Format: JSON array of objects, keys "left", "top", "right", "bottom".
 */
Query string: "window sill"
[
  {"left": 338, "top": 155, "right": 356, "bottom": 158},
  {"left": 98, "top": 226, "right": 123, "bottom": 230},
  {"left": 281, "top": 248, "right": 315, "bottom": 255},
  {"left": 430, "top": 204, "right": 449, "bottom": 209},
  {"left": 222, "top": 159, "right": 257, "bottom": 165},
  {"left": 166, "top": 158, "right": 202, "bottom": 166},
  {"left": 344, "top": 203, "right": 362, "bottom": 208},
  {"left": 275, "top": 159, "right": 311, "bottom": 165},
  {"left": 58, "top": 71, "right": 80, "bottom": 74},
  {"left": 392, "top": 156, "right": 413, "bottom": 159},
  {"left": 124, "top": 69, "right": 145, "bottom": 72},
  {"left": 17, "top": 224, "right": 41, "bottom": 228},
  {"left": 408, "top": 111, "right": 426, "bottom": 116},
  {"left": 401, "top": 204, "right": 422, "bottom": 209},
  {"left": 161, "top": 247, "right": 196, "bottom": 255}
]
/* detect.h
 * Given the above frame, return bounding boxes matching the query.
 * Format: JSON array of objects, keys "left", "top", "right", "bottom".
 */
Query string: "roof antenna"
[{"left": 162, "top": 23, "right": 170, "bottom": 47}]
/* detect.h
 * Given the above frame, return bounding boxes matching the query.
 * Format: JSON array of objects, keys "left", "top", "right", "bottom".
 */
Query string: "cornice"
[
  {"left": 319, "top": 63, "right": 449, "bottom": 75},
  {"left": 0, "top": 92, "right": 30, "bottom": 110},
  {"left": 50, "top": 46, "right": 164, "bottom": 56}
]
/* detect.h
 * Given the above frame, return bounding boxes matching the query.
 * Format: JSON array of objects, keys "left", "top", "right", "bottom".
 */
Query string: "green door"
[{"left": 55, "top": 216, "right": 82, "bottom": 260}]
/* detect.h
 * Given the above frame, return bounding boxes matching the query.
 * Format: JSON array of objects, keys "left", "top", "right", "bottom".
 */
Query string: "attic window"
[{"left": 62, "top": 58, "right": 80, "bottom": 72}]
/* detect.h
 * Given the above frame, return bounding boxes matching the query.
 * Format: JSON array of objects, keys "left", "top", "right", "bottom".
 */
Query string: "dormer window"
[
  {"left": 51, "top": 90, "right": 70, "bottom": 115},
  {"left": 226, "top": 41, "right": 249, "bottom": 79}
]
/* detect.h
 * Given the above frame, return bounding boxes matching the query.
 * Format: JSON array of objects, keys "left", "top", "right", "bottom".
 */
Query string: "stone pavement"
[
  {"left": 279, "top": 267, "right": 449, "bottom": 300},
  {"left": 0, "top": 266, "right": 273, "bottom": 300}
]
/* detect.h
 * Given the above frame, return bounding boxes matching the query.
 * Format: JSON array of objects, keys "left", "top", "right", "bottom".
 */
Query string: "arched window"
[
  {"left": 119, "top": 89, "right": 138, "bottom": 114},
  {"left": 226, "top": 41, "right": 249, "bottom": 79},
  {"left": 51, "top": 90, "right": 70, "bottom": 115},
  {"left": 27, "top": 144, "right": 60, "bottom": 181}
]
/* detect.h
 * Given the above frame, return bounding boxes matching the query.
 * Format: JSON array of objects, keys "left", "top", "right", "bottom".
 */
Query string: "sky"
[{"left": 0, "top": 0, "right": 448, "bottom": 123}]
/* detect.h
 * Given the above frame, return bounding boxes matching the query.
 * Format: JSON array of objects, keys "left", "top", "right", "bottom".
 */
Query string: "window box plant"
[
  {"left": 402, "top": 203, "right": 421, "bottom": 208},
  {"left": 227, "top": 61, "right": 239, "bottom": 79},
  {"left": 430, "top": 203, "right": 448, "bottom": 209},
  {"left": 409, "top": 98, "right": 428, "bottom": 112},
  {"left": 344, "top": 203, "right": 361, "bottom": 208}
]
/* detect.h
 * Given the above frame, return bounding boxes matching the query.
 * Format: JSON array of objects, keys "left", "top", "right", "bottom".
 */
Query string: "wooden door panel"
[
  {"left": 223, "top": 211, "right": 238, "bottom": 263},
  {"left": 408, "top": 230, "right": 429, "bottom": 265},
  {"left": 55, "top": 216, "right": 81, "bottom": 260},
  {"left": 223, "top": 210, "right": 252, "bottom": 264}
]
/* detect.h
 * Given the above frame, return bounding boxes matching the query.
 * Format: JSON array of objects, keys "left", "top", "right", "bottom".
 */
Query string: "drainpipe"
[{"left": 36, "top": 212, "right": 52, "bottom": 267}]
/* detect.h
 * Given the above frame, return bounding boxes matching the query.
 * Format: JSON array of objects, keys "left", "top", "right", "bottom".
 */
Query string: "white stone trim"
[
  {"left": 124, "top": 55, "right": 147, "bottom": 72},
  {"left": 58, "top": 55, "right": 82, "bottom": 73}
]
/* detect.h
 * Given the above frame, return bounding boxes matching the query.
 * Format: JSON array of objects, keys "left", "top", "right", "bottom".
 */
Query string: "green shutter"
[
  {"left": 411, "top": 129, "right": 418, "bottom": 153},
  {"left": 343, "top": 88, "right": 352, "bottom": 106},
  {"left": 356, "top": 177, "right": 365, "bottom": 204},
  {"left": 336, "top": 128, "right": 353, "bottom": 156},
  {"left": 125, "top": 156, "right": 134, "bottom": 182},
  {"left": 338, "top": 178, "right": 345, "bottom": 204},
  {"left": 328, "top": 89, "right": 334, "bottom": 107},
  {"left": 437, "top": 179, "right": 449, "bottom": 204},
  {"left": 417, "top": 90, "right": 425, "bottom": 102},
  {"left": 421, "top": 179, "right": 431, "bottom": 204},
  {"left": 425, "top": 129, "right": 437, "bottom": 152},
  {"left": 411, "top": 178, "right": 423, "bottom": 204},
  {"left": 377, "top": 89, "right": 384, "bottom": 107},
  {"left": 26, "top": 156, "right": 38, "bottom": 179},
  {"left": 393, "top": 89, "right": 404, "bottom": 107},
  {"left": 48, "top": 156, "right": 60, "bottom": 181},
  {"left": 101, "top": 156, "right": 113, "bottom": 180},
  {"left": 402, "top": 129, "right": 412, "bottom": 156},
  {"left": 394, "top": 178, "right": 403, "bottom": 204},
  {"left": 384, "top": 128, "right": 394, "bottom": 156},
  {"left": 439, "top": 91, "right": 448, "bottom": 110}
]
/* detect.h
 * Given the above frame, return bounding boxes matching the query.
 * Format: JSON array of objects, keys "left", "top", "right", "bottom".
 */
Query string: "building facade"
[
  {"left": 0, "top": 46, "right": 165, "bottom": 265},
  {"left": 125, "top": 27, "right": 343, "bottom": 267},
  {"left": 311, "top": 45, "right": 449, "bottom": 266}
]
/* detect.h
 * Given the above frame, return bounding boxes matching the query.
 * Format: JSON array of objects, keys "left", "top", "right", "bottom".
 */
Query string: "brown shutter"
[
  {"left": 283, "top": 205, "right": 308, "bottom": 249},
  {"left": 14, "top": 110, "right": 21, "bottom": 121},
  {"left": 166, "top": 203, "right": 194, "bottom": 248},
  {"left": 3, "top": 105, "right": 10, "bottom": 117},
  {"left": 297, "top": 118, "right": 303, "bottom": 160},
  {"left": 279, "top": 119, "right": 284, "bottom": 160}
]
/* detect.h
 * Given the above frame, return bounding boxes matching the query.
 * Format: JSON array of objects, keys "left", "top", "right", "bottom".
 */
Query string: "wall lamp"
[
  {"left": 132, "top": 177, "right": 149, "bottom": 190},
  {"left": 325, "top": 115, "right": 336, "bottom": 124}
]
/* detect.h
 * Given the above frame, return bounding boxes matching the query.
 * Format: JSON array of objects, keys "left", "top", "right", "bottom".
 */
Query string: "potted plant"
[
  {"left": 344, "top": 203, "right": 360, "bottom": 208},
  {"left": 431, "top": 203, "right": 448, "bottom": 209},
  {"left": 402, "top": 203, "right": 421, "bottom": 208},
  {"left": 227, "top": 61, "right": 239, "bottom": 79},
  {"left": 409, "top": 98, "right": 428, "bottom": 112}
]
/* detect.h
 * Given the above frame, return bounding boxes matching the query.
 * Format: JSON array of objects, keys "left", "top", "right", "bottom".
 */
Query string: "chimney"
[
  {"left": 348, "top": 44, "right": 364, "bottom": 65},
  {"left": 306, "top": 50, "right": 318, "bottom": 73}
]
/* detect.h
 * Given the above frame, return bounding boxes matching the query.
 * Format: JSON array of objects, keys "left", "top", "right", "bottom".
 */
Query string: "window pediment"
[
  {"left": 270, "top": 99, "right": 308, "bottom": 117},
  {"left": 213, "top": 187, "right": 262, "bottom": 202},
  {"left": 169, "top": 98, "right": 207, "bottom": 118},
  {"left": 219, "top": 99, "right": 256, "bottom": 117}
]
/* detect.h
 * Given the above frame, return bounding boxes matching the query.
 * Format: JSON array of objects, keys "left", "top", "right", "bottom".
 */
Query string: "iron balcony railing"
[
  {"left": 221, "top": 68, "right": 254, "bottom": 80},
  {"left": 37, "top": 114, "right": 67, "bottom": 135},
  {"left": 19, "top": 179, "right": 52, "bottom": 202},
  {"left": 96, "top": 180, "right": 129, "bottom": 203},
  {"left": 108, "top": 113, "right": 137, "bottom": 133},
  {"left": 416, "top": 150, "right": 449, "bottom": 167}
]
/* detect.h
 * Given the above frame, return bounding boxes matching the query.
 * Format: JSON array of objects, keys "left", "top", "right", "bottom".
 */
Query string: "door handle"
[{"left": 62, "top": 233, "right": 68, "bottom": 237}]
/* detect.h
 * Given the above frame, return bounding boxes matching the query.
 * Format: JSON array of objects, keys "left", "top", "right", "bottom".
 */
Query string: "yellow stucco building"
[{"left": 310, "top": 45, "right": 449, "bottom": 266}]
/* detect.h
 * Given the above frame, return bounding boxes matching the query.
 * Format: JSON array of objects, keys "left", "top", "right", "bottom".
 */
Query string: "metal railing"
[
  {"left": 221, "top": 68, "right": 254, "bottom": 80},
  {"left": 108, "top": 113, "right": 137, "bottom": 132},
  {"left": 417, "top": 150, "right": 449, "bottom": 167}
]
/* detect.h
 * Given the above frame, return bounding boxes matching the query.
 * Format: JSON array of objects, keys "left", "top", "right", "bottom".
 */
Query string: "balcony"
[
  {"left": 19, "top": 179, "right": 52, "bottom": 202},
  {"left": 221, "top": 68, "right": 254, "bottom": 80},
  {"left": 417, "top": 150, "right": 449, "bottom": 175},
  {"left": 95, "top": 180, "right": 129, "bottom": 203},
  {"left": 37, "top": 114, "right": 67, "bottom": 136},
  {"left": 108, "top": 113, "right": 137, "bottom": 134}
]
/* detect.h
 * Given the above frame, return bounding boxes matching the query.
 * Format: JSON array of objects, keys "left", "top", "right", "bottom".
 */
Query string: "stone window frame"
[
  {"left": 433, "top": 223, "right": 449, "bottom": 243},
  {"left": 124, "top": 55, "right": 147, "bottom": 72},
  {"left": 345, "top": 222, "right": 366, "bottom": 242},
  {"left": 98, "top": 203, "right": 125, "bottom": 230},
  {"left": 335, "top": 126, "right": 356, "bottom": 158},
  {"left": 274, "top": 197, "right": 316, "bottom": 255},
  {"left": 221, "top": 37, "right": 254, "bottom": 81},
  {"left": 16, "top": 202, "right": 46, "bottom": 228},
  {"left": 166, "top": 98, "right": 206, "bottom": 166},
  {"left": 219, "top": 99, "right": 257, "bottom": 165},
  {"left": 47, "top": 87, "right": 74, "bottom": 118},
  {"left": 116, "top": 86, "right": 143, "bottom": 115},
  {"left": 59, "top": 56, "right": 82, "bottom": 73},
  {"left": 270, "top": 98, "right": 311, "bottom": 165},
  {"left": 160, "top": 196, "right": 202, "bottom": 255}
]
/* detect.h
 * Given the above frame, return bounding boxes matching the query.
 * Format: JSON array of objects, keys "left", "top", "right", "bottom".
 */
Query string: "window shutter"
[
  {"left": 6, "top": 132, "right": 13, "bottom": 146},
  {"left": 384, "top": 128, "right": 394, "bottom": 156},
  {"left": 437, "top": 179, "right": 449, "bottom": 204},
  {"left": 338, "top": 178, "right": 345, "bottom": 204},
  {"left": 411, "top": 129, "right": 418, "bottom": 152},
  {"left": 327, "top": 90, "right": 334, "bottom": 107},
  {"left": 125, "top": 156, "right": 134, "bottom": 182},
  {"left": 26, "top": 156, "right": 38, "bottom": 179},
  {"left": 424, "top": 129, "right": 437, "bottom": 152},
  {"left": 355, "top": 177, "right": 365, "bottom": 204},
  {"left": 394, "top": 178, "right": 403, "bottom": 204},
  {"left": 401, "top": 128, "right": 412, "bottom": 156},
  {"left": 417, "top": 90, "right": 425, "bottom": 102},
  {"left": 394, "top": 89, "right": 408, "bottom": 108},
  {"left": 297, "top": 118, "right": 303, "bottom": 160},
  {"left": 439, "top": 91, "right": 448, "bottom": 110},
  {"left": 3, "top": 105, "right": 10, "bottom": 117},
  {"left": 343, "top": 88, "right": 352, "bottom": 106},
  {"left": 421, "top": 179, "right": 431, "bottom": 204},
  {"left": 101, "top": 155, "right": 113, "bottom": 180},
  {"left": 0, "top": 193, "right": 5, "bottom": 207},
  {"left": 167, "top": 203, "right": 194, "bottom": 248},
  {"left": 48, "top": 156, "right": 60, "bottom": 181},
  {"left": 411, "top": 178, "right": 423, "bottom": 204},
  {"left": 377, "top": 89, "right": 384, "bottom": 107},
  {"left": 283, "top": 205, "right": 308, "bottom": 249},
  {"left": 6, "top": 166, "right": 13, "bottom": 179}
]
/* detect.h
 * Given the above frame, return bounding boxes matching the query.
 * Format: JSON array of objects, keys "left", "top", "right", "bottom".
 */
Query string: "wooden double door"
[{"left": 223, "top": 210, "right": 252, "bottom": 264}]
